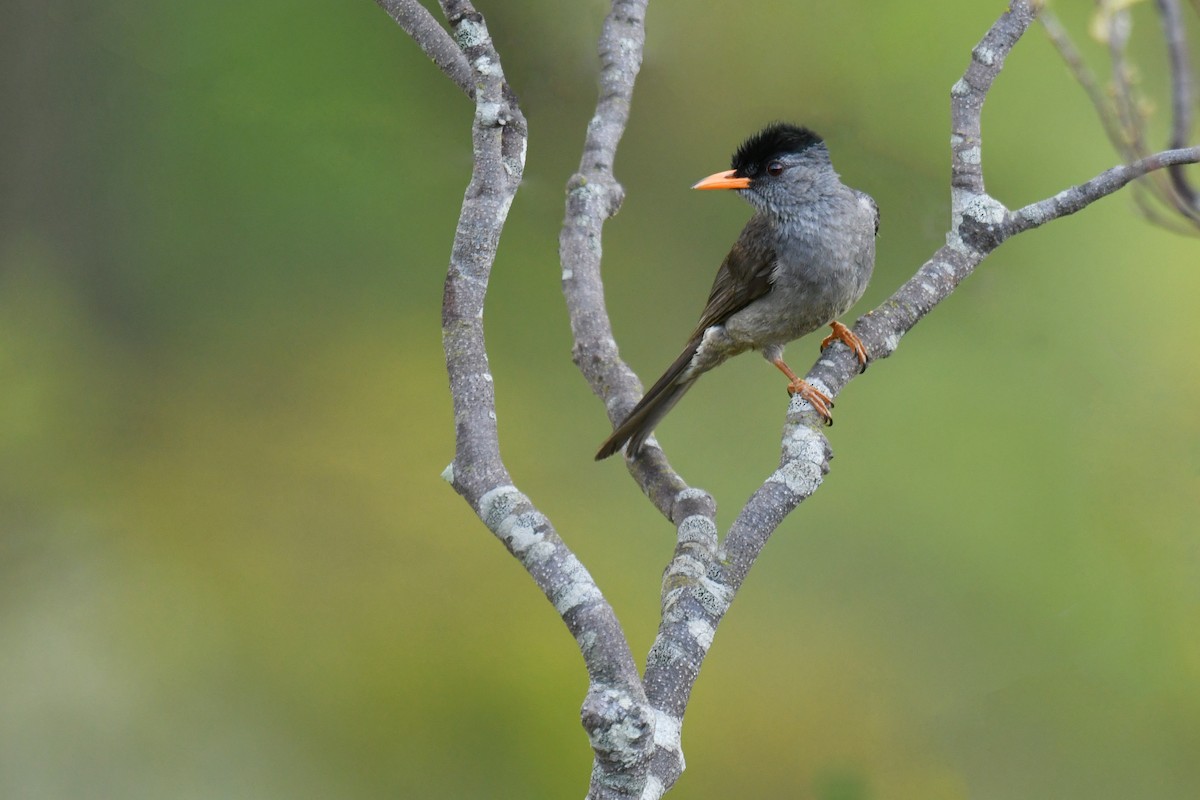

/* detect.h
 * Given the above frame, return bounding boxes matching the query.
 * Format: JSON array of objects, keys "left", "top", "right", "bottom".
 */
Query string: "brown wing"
[
  {"left": 595, "top": 218, "right": 777, "bottom": 460},
  {"left": 689, "top": 215, "right": 777, "bottom": 339}
]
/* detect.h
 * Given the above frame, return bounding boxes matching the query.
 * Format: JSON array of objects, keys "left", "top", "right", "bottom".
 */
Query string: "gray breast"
[{"left": 723, "top": 192, "right": 875, "bottom": 349}]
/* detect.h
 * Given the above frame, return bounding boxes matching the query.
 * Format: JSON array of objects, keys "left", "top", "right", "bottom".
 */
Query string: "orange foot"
[
  {"left": 820, "top": 320, "right": 868, "bottom": 373},
  {"left": 771, "top": 358, "right": 834, "bottom": 425}
]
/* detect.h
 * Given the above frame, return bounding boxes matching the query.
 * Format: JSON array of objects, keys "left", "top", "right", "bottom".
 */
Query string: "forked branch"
[
  {"left": 400, "top": 3, "right": 654, "bottom": 798},
  {"left": 390, "top": 0, "right": 1199, "bottom": 796}
]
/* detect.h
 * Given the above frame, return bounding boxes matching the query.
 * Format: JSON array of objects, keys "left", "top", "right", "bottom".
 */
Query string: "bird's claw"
[
  {"left": 787, "top": 379, "right": 834, "bottom": 425},
  {"left": 821, "top": 320, "right": 869, "bottom": 373}
]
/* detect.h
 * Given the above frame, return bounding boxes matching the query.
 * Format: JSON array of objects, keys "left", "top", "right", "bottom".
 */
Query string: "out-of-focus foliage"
[{"left": 2, "top": 1, "right": 1198, "bottom": 798}]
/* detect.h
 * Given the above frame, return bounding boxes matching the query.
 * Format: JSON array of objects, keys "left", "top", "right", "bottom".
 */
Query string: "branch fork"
[{"left": 380, "top": 0, "right": 1199, "bottom": 795}]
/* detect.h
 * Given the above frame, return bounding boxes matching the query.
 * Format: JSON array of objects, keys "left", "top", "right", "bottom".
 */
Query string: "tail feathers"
[{"left": 595, "top": 341, "right": 700, "bottom": 460}]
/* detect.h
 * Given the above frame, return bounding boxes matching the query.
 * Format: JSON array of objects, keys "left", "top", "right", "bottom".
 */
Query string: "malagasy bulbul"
[{"left": 596, "top": 123, "right": 878, "bottom": 460}]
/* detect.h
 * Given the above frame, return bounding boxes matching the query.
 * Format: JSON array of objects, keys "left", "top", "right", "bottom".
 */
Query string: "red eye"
[{"left": 766, "top": 161, "right": 784, "bottom": 176}]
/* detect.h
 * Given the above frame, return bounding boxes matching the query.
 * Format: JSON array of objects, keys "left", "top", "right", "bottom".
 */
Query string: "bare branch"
[
  {"left": 1107, "top": 7, "right": 1148, "bottom": 156},
  {"left": 559, "top": 0, "right": 707, "bottom": 525},
  {"left": 1042, "top": 1, "right": 1200, "bottom": 229},
  {"left": 375, "top": 0, "right": 475, "bottom": 97},
  {"left": 949, "top": 0, "right": 1038, "bottom": 197},
  {"left": 639, "top": 489, "right": 720, "bottom": 794},
  {"left": 394, "top": 4, "right": 653, "bottom": 797},
  {"left": 435, "top": 1, "right": 524, "bottom": 501},
  {"left": 1039, "top": 10, "right": 1129, "bottom": 149},
  {"left": 721, "top": 417, "right": 833, "bottom": 589},
  {"left": 551, "top": 7, "right": 726, "bottom": 788},
  {"left": 1159, "top": 0, "right": 1194, "bottom": 149},
  {"left": 1008, "top": 145, "right": 1200, "bottom": 233},
  {"left": 1158, "top": 0, "right": 1199, "bottom": 210}
]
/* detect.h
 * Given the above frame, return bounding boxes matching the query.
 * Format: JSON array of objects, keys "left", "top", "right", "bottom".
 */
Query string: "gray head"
[{"left": 728, "top": 123, "right": 836, "bottom": 218}]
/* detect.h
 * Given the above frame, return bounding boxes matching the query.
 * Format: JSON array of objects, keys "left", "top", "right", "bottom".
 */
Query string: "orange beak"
[{"left": 692, "top": 169, "right": 751, "bottom": 191}]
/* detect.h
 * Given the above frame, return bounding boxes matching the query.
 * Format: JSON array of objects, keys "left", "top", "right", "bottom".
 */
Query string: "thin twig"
[
  {"left": 1157, "top": 0, "right": 1200, "bottom": 212},
  {"left": 1007, "top": 145, "right": 1200, "bottom": 233},
  {"left": 375, "top": 0, "right": 474, "bottom": 98},
  {"left": 1108, "top": 8, "right": 1148, "bottom": 158},
  {"left": 1042, "top": 1, "right": 1200, "bottom": 229},
  {"left": 1040, "top": 10, "right": 1130, "bottom": 150}
]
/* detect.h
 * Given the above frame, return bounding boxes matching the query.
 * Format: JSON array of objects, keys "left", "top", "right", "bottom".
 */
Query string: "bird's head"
[{"left": 693, "top": 122, "right": 834, "bottom": 218}]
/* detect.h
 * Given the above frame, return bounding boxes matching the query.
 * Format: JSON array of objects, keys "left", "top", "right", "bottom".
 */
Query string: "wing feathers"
[{"left": 595, "top": 340, "right": 700, "bottom": 459}]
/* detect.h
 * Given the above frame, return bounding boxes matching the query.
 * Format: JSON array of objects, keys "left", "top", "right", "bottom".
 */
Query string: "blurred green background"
[{"left": 3, "top": 1, "right": 1199, "bottom": 797}]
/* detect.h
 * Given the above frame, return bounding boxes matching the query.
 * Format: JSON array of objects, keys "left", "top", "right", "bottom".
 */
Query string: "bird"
[{"left": 596, "top": 122, "right": 878, "bottom": 461}]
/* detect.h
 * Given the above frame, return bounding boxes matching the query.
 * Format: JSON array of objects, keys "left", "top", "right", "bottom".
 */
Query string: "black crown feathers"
[{"left": 731, "top": 123, "right": 824, "bottom": 175}]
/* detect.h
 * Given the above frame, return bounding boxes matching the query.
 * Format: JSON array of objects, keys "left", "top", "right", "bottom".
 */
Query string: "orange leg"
[
  {"left": 771, "top": 358, "right": 834, "bottom": 425},
  {"left": 820, "top": 320, "right": 868, "bottom": 373}
]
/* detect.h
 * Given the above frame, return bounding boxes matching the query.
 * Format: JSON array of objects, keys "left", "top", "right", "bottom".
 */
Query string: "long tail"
[{"left": 595, "top": 340, "right": 701, "bottom": 460}]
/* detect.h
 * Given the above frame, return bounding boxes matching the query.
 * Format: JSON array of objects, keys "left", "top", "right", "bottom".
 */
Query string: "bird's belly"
[{"left": 723, "top": 270, "right": 863, "bottom": 348}]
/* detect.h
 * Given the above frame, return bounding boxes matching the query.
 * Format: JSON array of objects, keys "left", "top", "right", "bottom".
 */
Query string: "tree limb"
[
  {"left": 559, "top": 0, "right": 707, "bottom": 526},
  {"left": 410, "top": 3, "right": 653, "bottom": 798},
  {"left": 375, "top": 0, "right": 475, "bottom": 98},
  {"left": 1009, "top": 145, "right": 1200, "bottom": 233}
]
